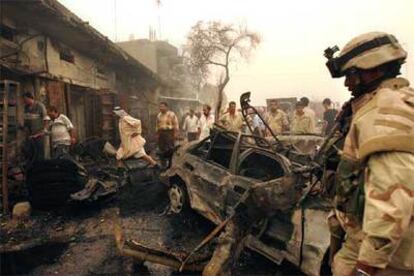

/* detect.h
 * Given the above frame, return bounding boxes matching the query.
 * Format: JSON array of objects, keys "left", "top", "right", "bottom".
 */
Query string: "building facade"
[{"left": 1, "top": 0, "right": 162, "bottom": 145}]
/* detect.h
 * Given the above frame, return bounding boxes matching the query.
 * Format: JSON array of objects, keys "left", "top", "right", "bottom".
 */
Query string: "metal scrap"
[{"left": 113, "top": 223, "right": 206, "bottom": 272}]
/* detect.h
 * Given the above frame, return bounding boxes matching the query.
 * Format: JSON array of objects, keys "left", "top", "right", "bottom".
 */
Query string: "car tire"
[{"left": 168, "top": 182, "right": 189, "bottom": 214}]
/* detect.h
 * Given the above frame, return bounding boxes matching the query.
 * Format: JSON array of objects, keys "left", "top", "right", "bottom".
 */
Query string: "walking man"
[{"left": 113, "top": 107, "right": 157, "bottom": 167}]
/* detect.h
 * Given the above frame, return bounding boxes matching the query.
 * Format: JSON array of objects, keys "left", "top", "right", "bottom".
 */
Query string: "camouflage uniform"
[
  {"left": 323, "top": 32, "right": 414, "bottom": 275},
  {"left": 332, "top": 77, "right": 414, "bottom": 275}
]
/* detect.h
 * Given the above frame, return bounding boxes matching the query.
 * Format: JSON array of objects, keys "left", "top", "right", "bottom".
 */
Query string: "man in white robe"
[{"left": 113, "top": 107, "right": 157, "bottom": 167}]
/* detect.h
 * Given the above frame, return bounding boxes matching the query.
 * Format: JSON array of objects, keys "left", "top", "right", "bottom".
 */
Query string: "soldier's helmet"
[{"left": 325, "top": 32, "right": 407, "bottom": 78}]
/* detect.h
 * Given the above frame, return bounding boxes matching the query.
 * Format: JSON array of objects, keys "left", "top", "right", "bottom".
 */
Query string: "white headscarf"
[{"left": 113, "top": 106, "right": 128, "bottom": 118}]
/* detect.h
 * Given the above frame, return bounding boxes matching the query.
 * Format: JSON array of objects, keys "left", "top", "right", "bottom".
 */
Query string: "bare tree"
[{"left": 185, "top": 21, "right": 261, "bottom": 121}]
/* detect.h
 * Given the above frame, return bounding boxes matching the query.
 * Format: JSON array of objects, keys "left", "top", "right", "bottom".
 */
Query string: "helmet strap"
[{"left": 353, "top": 68, "right": 393, "bottom": 97}]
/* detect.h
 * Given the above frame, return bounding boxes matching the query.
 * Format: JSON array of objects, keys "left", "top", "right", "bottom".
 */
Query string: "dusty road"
[{"left": 1, "top": 180, "right": 304, "bottom": 275}]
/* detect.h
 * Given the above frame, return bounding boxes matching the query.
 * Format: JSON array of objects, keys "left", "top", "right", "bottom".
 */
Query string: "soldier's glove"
[{"left": 350, "top": 261, "right": 378, "bottom": 276}]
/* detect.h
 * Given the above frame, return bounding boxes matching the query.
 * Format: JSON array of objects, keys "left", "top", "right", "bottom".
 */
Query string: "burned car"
[
  {"left": 155, "top": 93, "right": 330, "bottom": 275},
  {"left": 160, "top": 128, "right": 330, "bottom": 275},
  {"left": 26, "top": 138, "right": 158, "bottom": 209}
]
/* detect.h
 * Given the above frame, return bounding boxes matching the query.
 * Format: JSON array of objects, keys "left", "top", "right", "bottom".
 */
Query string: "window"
[
  {"left": 59, "top": 48, "right": 75, "bottom": 63},
  {"left": 208, "top": 132, "right": 236, "bottom": 169},
  {"left": 237, "top": 150, "right": 285, "bottom": 181},
  {"left": 191, "top": 132, "right": 237, "bottom": 169}
]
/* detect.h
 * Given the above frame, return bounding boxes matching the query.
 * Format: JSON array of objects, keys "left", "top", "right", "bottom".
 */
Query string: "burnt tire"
[
  {"left": 168, "top": 181, "right": 189, "bottom": 214},
  {"left": 27, "top": 159, "right": 87, "bottom": 210}
]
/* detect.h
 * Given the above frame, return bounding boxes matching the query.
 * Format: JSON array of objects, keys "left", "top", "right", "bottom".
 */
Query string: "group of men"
[
  {"left": 23, "top": 91, "right": 76, "bottom": 161},
  {"left": 155, "top": 102, "right": 215, "bottom": 162},
  {"left": 181, "top": 104, "right": 215, "bottom": 142},
  {"left": 21, "top": 93, "right": 214, "bottom": 168},
  {"left": 23, "top": 85, "right": 337, "bottom": 165},
  {"left": 218, "top": 96, "right": 338, "bottom": 136}
]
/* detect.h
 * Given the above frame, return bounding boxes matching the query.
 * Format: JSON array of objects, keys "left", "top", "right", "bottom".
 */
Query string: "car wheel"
[{"left": 168, "top": 183, "right": 188, "bottom": 214}]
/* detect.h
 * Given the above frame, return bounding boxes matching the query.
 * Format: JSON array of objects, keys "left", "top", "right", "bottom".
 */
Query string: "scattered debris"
[{"left": 12, "top": 202, "right": 31, "bottom": 221}]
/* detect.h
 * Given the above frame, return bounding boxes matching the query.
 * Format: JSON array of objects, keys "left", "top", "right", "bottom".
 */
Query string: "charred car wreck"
[
  {"left": 117, "top": 92, "right": 330, "bottom": 275},
  {"left": 26, "top": 138, "right": 159, "bottom": 210}
]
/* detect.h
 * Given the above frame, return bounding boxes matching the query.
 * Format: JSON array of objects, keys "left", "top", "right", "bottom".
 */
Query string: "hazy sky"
[{"left": 58, "top": 0, "right": 413, "bottom": 105}]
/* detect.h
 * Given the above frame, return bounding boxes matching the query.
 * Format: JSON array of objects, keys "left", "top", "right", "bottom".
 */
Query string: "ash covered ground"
[{"left": 1, "top": 179, "right": 303, "bottom": 275}]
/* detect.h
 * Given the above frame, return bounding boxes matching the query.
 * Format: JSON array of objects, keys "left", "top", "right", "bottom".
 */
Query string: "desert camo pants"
[{"left": 332, "top": 237, "right": 413, "bottom": 276}]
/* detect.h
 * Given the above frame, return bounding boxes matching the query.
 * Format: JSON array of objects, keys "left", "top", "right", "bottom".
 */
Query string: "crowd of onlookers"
[
  {"left": 145, "top": 95, "right": 340, "bottom": 168},
  {"left": 175, "top": 96, "right": 339, "bottom": 143},
  {"left": 22, "top": 89, "right": 338, "bottom": 168}
]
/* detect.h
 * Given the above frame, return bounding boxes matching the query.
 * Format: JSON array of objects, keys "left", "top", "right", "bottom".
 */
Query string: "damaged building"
[
  {"left": 117, "top": 38, "right": 211, "bottom": 119},
  {"left": 0, "top": 0, "right": 164, "bottom": 147}
]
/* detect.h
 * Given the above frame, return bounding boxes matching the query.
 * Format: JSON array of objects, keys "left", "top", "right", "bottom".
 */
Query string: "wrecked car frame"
[
  {"left": 117, "top": 92, "right": 330, "bottom": 275},
  {"left": 159, "top": 128, "right": 330, "bottom": 275}
]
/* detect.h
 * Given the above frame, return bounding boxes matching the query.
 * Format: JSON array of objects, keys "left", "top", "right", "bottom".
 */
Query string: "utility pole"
[{"left": 156, "top": 0, "right": 162, "bottom": 40}]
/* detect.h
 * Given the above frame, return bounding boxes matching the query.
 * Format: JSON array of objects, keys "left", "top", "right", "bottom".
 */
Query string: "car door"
[{"left": 183, "top": 132, "right": 237, "bottom": 224}]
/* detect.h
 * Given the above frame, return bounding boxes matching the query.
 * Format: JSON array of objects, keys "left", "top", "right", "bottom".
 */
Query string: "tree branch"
[{"left": 207, "top": 60, "right": 226, "bottom": 67}]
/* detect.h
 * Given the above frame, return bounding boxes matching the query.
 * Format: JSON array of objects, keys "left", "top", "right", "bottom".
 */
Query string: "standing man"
[
  {"left": 182, "top": 109, "right": 200, "bottom": 142},
  {"left": 156, "top": 102, "right": 179, "bottom": 166},
  {"left": 322, "top": 98, "right": 338, "bottom": 136},
  {"left": 300, "top": 97, "right": 316, "bottom": 133},
  {"left": 23, "top": 91, "right": 49, "bottom": 162},
  {"left": 113, "top": 107, "right": 157, "bottom": 167},
  {"left": 219, "top": 101, "right": 243, "bottom": 132},
  {"left": 47, "top": 106, "right": 76, "bottom": 158},
  {"left": 324, "top": 32, "right": 414, "bottom": 276},
  {"left": 264, "top": 100, "right": 288, "bottom": 135},
  {"left": 291, "top": 101, "right": 312, "bottom": 134},
  {"left": 199, "top": 104, "right": 215, "bottom": 140}
]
